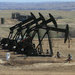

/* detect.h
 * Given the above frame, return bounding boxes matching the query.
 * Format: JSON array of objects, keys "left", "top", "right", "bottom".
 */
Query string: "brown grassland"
[
  {"left": 0, "top": 38, "right": 74, "bottom": 75},
  {"left": 0, "top": 10, "right": 75, "bottom": 75}
]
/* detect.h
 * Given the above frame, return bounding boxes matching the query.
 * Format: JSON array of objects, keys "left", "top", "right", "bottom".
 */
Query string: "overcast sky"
[{"left": 0, "top": 0, "right": 75, "bottom": 2}]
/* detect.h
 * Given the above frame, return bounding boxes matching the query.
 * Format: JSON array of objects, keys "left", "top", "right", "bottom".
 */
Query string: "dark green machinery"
[{"left": 1, "top": 18, "right": 4, "bottom": 24}]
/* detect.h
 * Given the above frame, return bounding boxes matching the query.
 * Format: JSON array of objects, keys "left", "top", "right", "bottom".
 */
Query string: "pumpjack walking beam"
[
  {"left": 22, "top": 13, "right": 58, "bottom": 40},
  {"left": 30, "top": 24, "right": 69, "bottom": 43},
  {"left": 13, "top": 12, "right": 45, "bottom": 40},
  {"left": 28, "top": 24, "right": 69, "bottom": 43}
]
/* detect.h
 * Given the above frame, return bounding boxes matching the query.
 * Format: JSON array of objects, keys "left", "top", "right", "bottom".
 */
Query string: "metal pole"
[
  {"left": 37, "top": 29, "right": 43, "bottom": 54},
  {"left": 47, "top": 30, "right": 53, "bottom": 57}
]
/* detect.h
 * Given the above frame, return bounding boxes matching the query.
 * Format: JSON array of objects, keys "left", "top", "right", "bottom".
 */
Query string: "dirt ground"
[{"left": 0, "top": 38, "right": 74, "bottom": 75}]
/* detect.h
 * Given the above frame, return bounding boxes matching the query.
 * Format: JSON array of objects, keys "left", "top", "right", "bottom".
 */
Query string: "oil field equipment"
[
  {"left": 0, "top": 12, "right": 69, "bottom": 57},
  {"left": 1, "top": 12, "right": 36, "bottom": 49},
  {"left": 1, "top": 18, "right": 4, "bottom": 24},
  {"left": 1, "top": 12, "right": 45, "bottom": 50}
]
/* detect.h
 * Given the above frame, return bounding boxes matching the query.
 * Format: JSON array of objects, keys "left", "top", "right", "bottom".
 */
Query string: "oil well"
[{"left": 0, "top": 12, "right": 69, "bottom": 57}]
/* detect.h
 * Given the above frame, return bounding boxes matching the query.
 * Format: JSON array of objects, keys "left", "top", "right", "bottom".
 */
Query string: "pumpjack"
[
  {"left": 0, "top": 12, "right": 69, "bottom": 57},
  {"left": 1, "top": 12, "right": 36, "bottom": 49},
  {"left": 1, "top": 12, "right": 46, "bottom": 49}
]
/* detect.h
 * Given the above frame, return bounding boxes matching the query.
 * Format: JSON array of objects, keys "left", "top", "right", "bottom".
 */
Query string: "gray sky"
[{"left": 0, "top": 0, "right": 75, "bottom": 2}]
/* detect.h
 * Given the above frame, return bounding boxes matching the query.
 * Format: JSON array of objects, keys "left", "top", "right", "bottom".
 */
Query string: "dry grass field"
[
  {"left": 0, "top": 38, "right": 74, "bottom": 75},
  {"left": 0, "top": 10, "right": 75, "bottom": 26},
  {"left": 0, "top": 10, "right": 75, "bottom": 37},
  {"left": 0, "top": 10, "right": 75, "bottom": 75}
]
